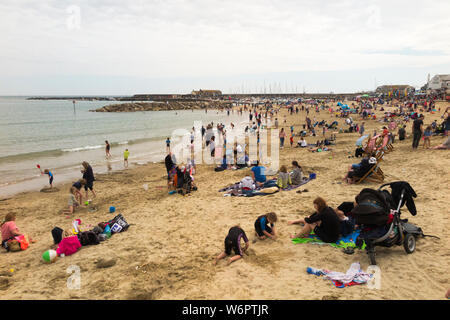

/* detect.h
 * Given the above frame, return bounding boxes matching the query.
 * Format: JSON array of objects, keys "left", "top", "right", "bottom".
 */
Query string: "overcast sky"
[{"left": 0, "top": 0, "right": 449, "bottom": 95}]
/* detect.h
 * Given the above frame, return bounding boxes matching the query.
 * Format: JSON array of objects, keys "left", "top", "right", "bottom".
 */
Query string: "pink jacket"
[{"left": 56, "top": 236, "right": 81, "bottom": 256}]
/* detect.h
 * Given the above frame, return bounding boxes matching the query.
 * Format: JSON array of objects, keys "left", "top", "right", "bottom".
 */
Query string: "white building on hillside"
[{"left": 427, "top": 74, "right": 450, "bottom": 90}]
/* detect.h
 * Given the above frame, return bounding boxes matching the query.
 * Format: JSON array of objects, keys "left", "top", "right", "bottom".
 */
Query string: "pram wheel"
[{"left": 403, "top": 233, "right": 415, "bottom": 254}]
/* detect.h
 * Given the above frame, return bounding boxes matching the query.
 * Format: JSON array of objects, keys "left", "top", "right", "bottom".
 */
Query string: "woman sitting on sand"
[
  {"left": 288, "top": 197, "right": 340, "bottom": 243},
  {"left": 1, "top": 213, "right": 35, "bottom": 251},
  {"left": 290, "top": 161, "right": 304, "bottom": 185}
]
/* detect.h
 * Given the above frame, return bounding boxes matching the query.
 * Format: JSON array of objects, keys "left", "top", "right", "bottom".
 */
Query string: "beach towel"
[
  {"left": 281, "top": 177, "right": 311, "bottom": 191},
  {"left": 307, "top": 262, "right": 372, "bottom": 288},
  {"left": 292, "top": 230, "right": 366, "bottom": 249},
  {"left": 219, "top": 178, "right": 312, "bottom": 196}
]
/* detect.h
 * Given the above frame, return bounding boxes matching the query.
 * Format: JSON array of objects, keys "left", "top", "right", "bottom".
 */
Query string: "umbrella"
[{"left": 356, "top": 135, "right": 369, "bottom": 146}]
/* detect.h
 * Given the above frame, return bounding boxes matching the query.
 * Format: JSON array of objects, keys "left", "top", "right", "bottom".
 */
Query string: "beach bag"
[
  {"left": 77, "top": 231, "right": 100, "bottom": 246},
  {"left": 7, "top": 240, "right": 21, "bottom": 252},
  {"left": 52, "top": 227, "right": 64, "bottom": 244},
  {"left": 108, "top": 214, "right": 130, "bottom": 234},
  {"left": 7, "top": 235, "right": 29, "bottom": 252}
]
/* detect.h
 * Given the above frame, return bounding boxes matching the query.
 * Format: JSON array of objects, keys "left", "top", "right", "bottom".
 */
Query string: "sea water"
[{"left": 0, "top": 96, "right": 245, "bottom": 197}]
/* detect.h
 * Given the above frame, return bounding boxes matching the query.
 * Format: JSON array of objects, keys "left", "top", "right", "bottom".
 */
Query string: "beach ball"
[{"left": 42, "top": 250, "right": 57, "bottom": 263}]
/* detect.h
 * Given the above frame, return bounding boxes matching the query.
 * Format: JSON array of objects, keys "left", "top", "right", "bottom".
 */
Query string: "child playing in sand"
[
  {"left": 214, "top": 225, "right": 249, "bottom": 265},
  {"left": 40, "top": 168, "right": 54, "bottom": 188},
  {"left": 423, "top": 125, "right": 432, "bottom": 149},
  {"left": 64, "top": 187, "right": 79, "bottom": 214},
  {"left": 1, "top": 213, "right": 36, "bottom": 251},
  {"left": 124, "top": 149, "right": 130, "bottom": 168},
  {"left": 254, "top": 212, "right": 278, "bottom": 240},
  {"left": 72, "top": 179, "right": 86, "bottom": 204}
]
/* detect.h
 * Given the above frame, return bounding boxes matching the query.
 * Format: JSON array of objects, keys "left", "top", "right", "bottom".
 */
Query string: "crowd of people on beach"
[{"left": 1, "top": 94, "right": 449, "bottom": 298}]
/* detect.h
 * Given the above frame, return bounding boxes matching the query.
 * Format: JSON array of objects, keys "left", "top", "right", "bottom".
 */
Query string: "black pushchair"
[{"left": 352, "top": 181, "right": 427, "bottom": 265}]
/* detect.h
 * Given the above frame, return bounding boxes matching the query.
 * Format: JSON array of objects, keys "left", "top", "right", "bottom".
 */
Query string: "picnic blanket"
[{"left": 292, "top": 230, "right": 366, "bottom": 249}]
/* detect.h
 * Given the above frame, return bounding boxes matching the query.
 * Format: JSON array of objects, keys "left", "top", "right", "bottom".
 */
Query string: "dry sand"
[{"left": 1, "top": 100, "right": 449, "bottom": 300}]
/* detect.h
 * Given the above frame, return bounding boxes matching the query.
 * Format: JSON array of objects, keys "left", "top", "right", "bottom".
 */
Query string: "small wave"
[
  {"left": 62, "top": 145, "right": 103, "bottom": 152},
  {"left": 118, "top": 141, "right": 129, "bottom": 145}
]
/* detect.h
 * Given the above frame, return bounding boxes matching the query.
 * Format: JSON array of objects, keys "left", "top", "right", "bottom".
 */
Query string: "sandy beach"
[{"left": 1, "top": 100, "right": 449, "bottom": 300}]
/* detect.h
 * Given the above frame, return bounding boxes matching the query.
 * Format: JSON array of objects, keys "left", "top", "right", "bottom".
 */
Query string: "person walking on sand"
[
  {"left": 412, "top": 114, "right": 424, "bottom": 149},
  {"left": 279, "top": 128, "right": 286, "bottom": 148},
  {"left": 124, "top": 148, "right": 130, "bottom": 168},
  {"left": 166, "top": 137, "right": 171, "bottom": 152},
  {"left": 105, "top": 140, "right": 112, "bottom": 158}
]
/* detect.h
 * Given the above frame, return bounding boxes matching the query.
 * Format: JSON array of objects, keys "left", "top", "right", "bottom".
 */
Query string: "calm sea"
[{"left": 0, "top": 97, "right": 245, "bottom": 197}]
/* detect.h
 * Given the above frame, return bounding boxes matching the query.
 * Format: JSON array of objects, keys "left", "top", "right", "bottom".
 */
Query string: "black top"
[
  {"left": 165, "top": 154, "right": 174, "bottom": 172},
  {"left": 225, "top": 226, "right": 248, "bottom": 256},
  {"left": 73, "top": 181, "right": 82, "bottom": 190},
  {"left": 337, "top": 202, "right": 355, "bottom": 217},
  {"left": 305, "top": 206, "right": 340, "bottom": 242},
  {"left": 82, "top": 165, "right": 95, "bottom": 183},
  {"left": 413, "top": 119, "right": 423, "bottom": 132}
]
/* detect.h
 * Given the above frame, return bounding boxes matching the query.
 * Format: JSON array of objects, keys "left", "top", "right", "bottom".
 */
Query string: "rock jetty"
[{"left": 90, "top": 100, "right": 232, "bottom": 112}]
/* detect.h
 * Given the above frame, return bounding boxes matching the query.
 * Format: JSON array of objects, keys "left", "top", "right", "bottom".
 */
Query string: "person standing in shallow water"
[{"left": 105, "top": 140, "right": 111, "bottom": 158}]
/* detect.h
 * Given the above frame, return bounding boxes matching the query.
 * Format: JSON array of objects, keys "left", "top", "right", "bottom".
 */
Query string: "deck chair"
[
  {"left": 364, "top": 134, "right": 381, "bottom": 156},
  {"left": 375, "top": 135, "right": 391, "bottom": 153},
  {"left": 355, "top": 151, "right": 385, "bottom": 185}
]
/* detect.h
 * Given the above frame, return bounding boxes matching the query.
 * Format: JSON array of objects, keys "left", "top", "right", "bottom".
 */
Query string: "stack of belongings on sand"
[{"left": 51, "top": 214, "right": 130, "bottom": 257}]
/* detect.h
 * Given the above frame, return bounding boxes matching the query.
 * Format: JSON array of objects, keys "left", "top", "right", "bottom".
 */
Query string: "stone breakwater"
[{"left": 90, "top": 100, "right": 232, "bottom": 112}]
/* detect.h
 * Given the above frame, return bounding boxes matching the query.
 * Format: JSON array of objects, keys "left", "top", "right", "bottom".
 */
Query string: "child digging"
[
  {"left": 214, "top": 225, "right": 249, "bottom": 265},
  {"left": 254, "top": 212, "right": 278, "bottom": 240}
]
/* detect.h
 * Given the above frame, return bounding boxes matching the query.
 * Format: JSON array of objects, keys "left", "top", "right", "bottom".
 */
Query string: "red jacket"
[{"left": 56, "top": 235, "right": 81, "bottom": 256}]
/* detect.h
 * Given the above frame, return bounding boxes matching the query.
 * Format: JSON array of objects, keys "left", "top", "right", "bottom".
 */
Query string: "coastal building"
[
  {"left": 191, "top": 89, "right": 222, "bottom": 98},
  {"left": 375, "top": 85, "right": 415, "bottom": 95},
  {"left": 427, "top": 74, "right": 450, "bottom": 91}
]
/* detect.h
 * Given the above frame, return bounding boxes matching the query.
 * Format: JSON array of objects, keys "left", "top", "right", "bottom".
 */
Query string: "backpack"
[
  {"left": 107, "top": 214, "right": 130, "bottom": 234},
  {"left": 52, "top": 227, "right": 64, "bottom": 244},
  {"left": 77, "top": 231, "right": 100, "bottom": 246}
]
